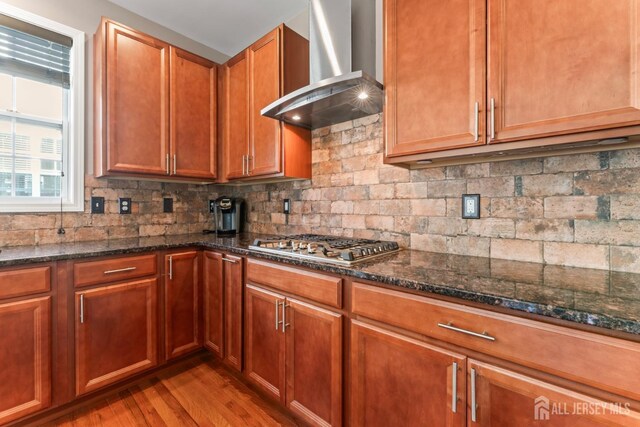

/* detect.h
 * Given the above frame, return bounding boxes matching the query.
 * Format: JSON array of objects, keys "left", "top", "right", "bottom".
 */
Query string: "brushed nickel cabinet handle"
[
  {"left": 490, "top": 97, "right": 496, "bottom": 140},
  {"left": 222, "top": 258, "right": 238, "bottom": 264},
  {"left": 173, "top": 154, "right": 177, "bottom": 175},
  {"left": 247, "top": 155, "right": 253, "bottom": 175},
  {"left": 275, "top": 300, "right": 280, "bottom": 330},
  {"left": 104, "top": 267, "right": 136, "bottom": 275},
  {"left": 166, "top": 154, "right": 170, "bottom": 175},
  {"left": 242, "top": 155, "right": 246, "bottom": 176},
  {"left": 473, "top": 101, "right": 479, "bottom": 142},
  {"left": 281, "top": 302, "right": 290, "bottom": 333},
  {"left": 80, "top": 294, "right": 85, "bottom": 324},
  {"left": 452, "top": 362, "right": 458, "bottom": 413},
  {"left": 437, "top": 322, "right": 496, "bottom": 341},
  {"left": 471, "top": 368, "right": 478, "bottom": 422},
  {"left": 168, "top": 256, "right": 173, "bottom": 280}
]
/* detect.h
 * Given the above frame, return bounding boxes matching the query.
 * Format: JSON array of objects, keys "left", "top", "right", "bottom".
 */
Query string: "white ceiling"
[{"left": 108, "top": 0, "right": 308, "bottom": 57}]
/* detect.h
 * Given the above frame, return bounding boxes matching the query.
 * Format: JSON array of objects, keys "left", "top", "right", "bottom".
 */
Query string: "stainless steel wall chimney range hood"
[{"left": 261, "top": 0, "right": 383, "bottom": 130}]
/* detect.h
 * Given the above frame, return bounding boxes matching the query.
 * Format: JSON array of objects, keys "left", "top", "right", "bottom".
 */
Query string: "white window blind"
[{"left": 0, "top": 14, "right": 72, "bottom": 88}]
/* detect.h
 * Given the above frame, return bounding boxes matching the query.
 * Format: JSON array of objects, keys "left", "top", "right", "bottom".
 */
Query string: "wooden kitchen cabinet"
[
  {"left": 245, "top": 284, "right": 343, "bottom": 426},
  {"left": 165, "top": 251, "right": 200, "bottom": 360},
  {"left": 468, "top": 360, "right": 640, "bottom": 426},
  {"left": 94, "top": 19, "right": 169, "bottom": 177},
  {"left": 488, "top": 0, "right": 640, "bottom": 144},
  {"left": 0, "top": 297, "right": 51, "bottom": 425},
  {"left": 223, "top": 253, "right": 244, "bottom": 370},
  {"left": 203, "top": 251, "right": 224, "bottom": 357},
  {"left": 384, "top": 0, "right": 640, "bottom": 165},
  {"left": 75, "top": 279, "right": 158, "bottom": 395},
  {"left": 351, "top": 320, "right": 466, "bottom": 427},
  {"left": 384, "top": 0, "right": 486, "bottom": 157},
  {"left": 170, "top": 46, "right": 217, "bottom": 179},
  {"left": 95, "top": 18, "right": 219, "bottom": 181},
  {"left": 245, "top": 284, "right": 286, "bottom": 402},
  {"left": 203, "top": 251, "right": 244, "bottom": 370},
  {"left": 222, "top": 25, "right": 311, "bottom": 181},
  {"left": 223, "top": 51, "right": 250, "bottom": 180},
  {"left": 285, "top": 297, "right": 342, "bottom": 427}
]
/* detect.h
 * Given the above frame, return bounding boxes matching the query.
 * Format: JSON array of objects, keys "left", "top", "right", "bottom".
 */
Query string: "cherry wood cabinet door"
[
  {"left": 105, "top": 21, "right": 169, "bottom": 175},
  {"left": 170, "top": 46, "right": 217, "bottom": 179},
  {"left": 0, "top": 297, "right": 51, "bottom": 425},
  {"left": 385, "top": 0, "right": 486, "bottom": 157},
  {"left": 468, "top": 360, "right": 640, "bottom": 426},
  {"left": 165, "top": 251, "right": 200, "bottom": 360},
  {"left": 285, "top": 298, "right": 342, "bottom": 427},
  {"left": 249, "top": 28, "right": 282, "bottom": 177},
  {"left": 203, "top": 251, "right": 223, "bottom": 357},
  {"left": 223, "top": 254, "right": 244, "bottom": 371},
  {"left": 488, "top": 0, "right": 640, "bottom": 143},
  {"left": 351, "top": 321, "right": 466, "bottom": 427},
  {"left": 75, "top": 279, "right": 158, "bottom": 395},
  {"left": 245, "top": 284, "right": 285, "bottom": 403},
  {"left": 224, "top": 51, "right": 250, "bottom": 179}
]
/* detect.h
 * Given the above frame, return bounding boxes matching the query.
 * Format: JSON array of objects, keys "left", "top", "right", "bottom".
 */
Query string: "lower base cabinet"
[
  {"left": 245, "top": 284, "right": 343, "bottom": 426},
  {"left": 350, "top": 320, "right": 466, "bottom": 427},
  {"left": 0, "top": 297, "right": 51, "bottom": 425},
  {"left": 165, "top": 251, "right": 200, "bottom": 360},
  {"left": 203, "top": 251, "right": 244, "bottom": 371},
  {"left": 75, "top": 279, "right": 158, "bottom": 395},
  {"left": 469, "top": 360, "right": 640, "bottom": 426}
]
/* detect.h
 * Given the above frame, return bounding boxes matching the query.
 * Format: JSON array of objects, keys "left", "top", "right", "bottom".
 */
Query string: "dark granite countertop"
[{"left": 1, "top": 233, "right": 639, "bottom": 336}]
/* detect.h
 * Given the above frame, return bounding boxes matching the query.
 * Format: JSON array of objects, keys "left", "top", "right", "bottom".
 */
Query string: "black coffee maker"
[{"left": 210, "top": 197, "right": 244, "bottom": 235}]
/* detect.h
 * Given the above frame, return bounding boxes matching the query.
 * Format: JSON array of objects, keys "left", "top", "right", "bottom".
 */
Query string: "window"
[{"left": 0, "top": 4, "right": 84, "bottom": 212}]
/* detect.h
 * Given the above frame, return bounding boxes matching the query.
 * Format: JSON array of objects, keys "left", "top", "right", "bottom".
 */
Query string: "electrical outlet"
[
  {"left": 90, "top": 196, "right": 105, "bottom": 214},
  {"left": 209, "top": 200, "right": 216, "bottom": 213},
  {"left": 119, "top": 198, "right": 132, "bottom": 214},
  {"left": 163, "top": 198, "right": 174, "bottom": 213},
  {"left": 283, "top": 198, "right": 291, "bottom": 214},
  {"left": 462, "top": 194, "right": 480, "bottom": 219}
]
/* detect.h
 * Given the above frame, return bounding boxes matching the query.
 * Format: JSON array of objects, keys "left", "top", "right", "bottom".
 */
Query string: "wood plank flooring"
[{"left": 43, "top": 355, "right": 299, "bottom": 426}]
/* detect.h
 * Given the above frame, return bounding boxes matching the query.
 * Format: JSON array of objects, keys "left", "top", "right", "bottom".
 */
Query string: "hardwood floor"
[{"left": 44, "top": 355, "right": 299, "bottom": 426}]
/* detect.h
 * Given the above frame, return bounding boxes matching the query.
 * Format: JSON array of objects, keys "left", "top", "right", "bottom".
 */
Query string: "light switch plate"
[
  {"left": 283, "top": 198, "right": 291, "bottom": 214},
  {"left": 90, "top": 196, "right": 104, "bottom": 214},
  {"left": 462, "top": 194, "right": 480, "bottom": 219}
]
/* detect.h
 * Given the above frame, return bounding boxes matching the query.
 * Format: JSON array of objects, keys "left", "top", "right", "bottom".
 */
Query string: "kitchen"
[{"left": 0, "top": 0, "right": 639, "bottom": 425}]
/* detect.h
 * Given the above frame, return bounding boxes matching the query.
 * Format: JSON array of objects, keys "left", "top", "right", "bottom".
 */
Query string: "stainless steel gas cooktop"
[{"left": 249, "top": 234, "right": 400, "bottom": 266}]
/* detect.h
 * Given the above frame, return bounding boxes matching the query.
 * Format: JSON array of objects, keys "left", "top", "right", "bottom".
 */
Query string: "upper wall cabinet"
[
  {"left": 385, "top": 0, "right": 486, "bottom": 157},
  {"left": 94, "top": 18, "right": 218, "bottom": 181},
  {"left": 222, "top": 25, "right": 311, "bottom": 182},
  {"left": 384, "top": 0, "right": 640, "bottom": 165}
]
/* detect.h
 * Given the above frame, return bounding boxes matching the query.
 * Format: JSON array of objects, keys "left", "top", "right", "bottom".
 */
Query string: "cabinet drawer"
[
  {"left": 74, "top": 254, "right": 157, "bottom": 287},
  {"left": 352, "top": 282, "right": 640, "bottom": 401},
  {"left": 247, "top": 259, "right": 342, "bottom": 308},
  {"left": 0, "top": 266, "right": 51, "bottom": 300}
]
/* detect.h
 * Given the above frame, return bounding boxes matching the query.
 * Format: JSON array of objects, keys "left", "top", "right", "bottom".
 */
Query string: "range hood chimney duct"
[{"left": 261, "top": 0, "right": 383, "bottom": 130}]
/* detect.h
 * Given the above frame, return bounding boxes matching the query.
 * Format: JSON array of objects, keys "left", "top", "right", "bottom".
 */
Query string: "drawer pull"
[
  {"left": 222, "top": 258, "right": 239, "bottom": 264},
  {"left": 437, "top": 322, "right": 496, "bottom": 341},
  {"left": 103, "top": 267, "right": 137, "bottom": 275}
]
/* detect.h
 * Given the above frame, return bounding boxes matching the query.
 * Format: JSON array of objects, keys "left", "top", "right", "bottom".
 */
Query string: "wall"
[
  {"left": 231, "top": 114, "right": 640, "bottom": 273},
  {"left": 0, "top": 175, "right": 220, "bottom": 246}
]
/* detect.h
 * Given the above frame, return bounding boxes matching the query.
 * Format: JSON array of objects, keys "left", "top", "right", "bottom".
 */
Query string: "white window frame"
[{"left": 0, "top": 2, "right": 84, "bottom": 213}]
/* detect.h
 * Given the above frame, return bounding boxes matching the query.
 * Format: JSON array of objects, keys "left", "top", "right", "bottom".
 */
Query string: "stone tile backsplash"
[
  {"left": 2, "top": 113, "right": 640, "bottom": 272},
  {"left": 0, "top": 175, "right": 220, "bottom": 247},
  {"left": 232, "top": 114, "right": 640, "bottom": 272}
]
